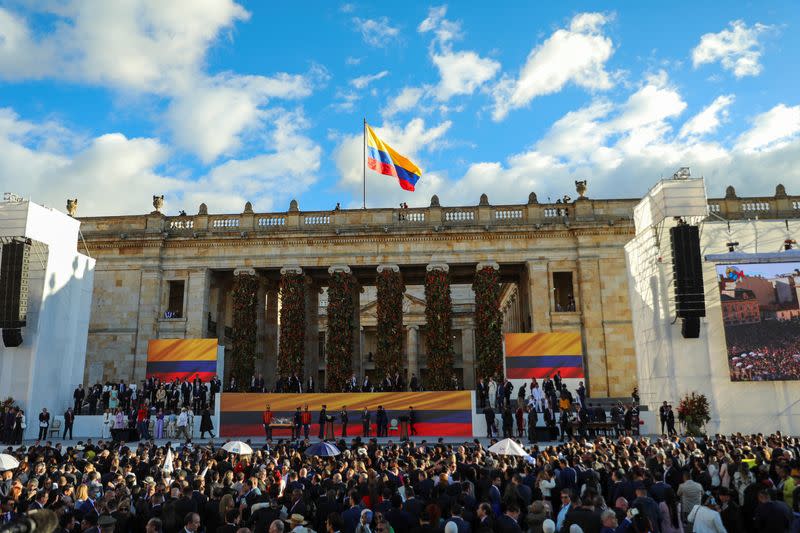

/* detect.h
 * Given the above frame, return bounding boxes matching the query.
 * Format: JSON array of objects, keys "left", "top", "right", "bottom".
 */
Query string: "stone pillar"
[
  {"left": 304, "top": 276, "right": 320, "bottom": 386},
  {"left": 264, "top": 283, "right": 279, "bottom": 388},
  {"left": 133, "top": 268, "right": 163, "bottom": 383},
  {"left": 461, "top": 327, "right": 476, "bottom": 389},
  {"left": 351, "top": 277, "right": 362, "bottom": 378},
  {"left": 525, "top": 260, "right": 552, "bottom": 332},
  {"left": 185, "top": 268, "right": 211, "bottom": 339},
  {"left": 577, "top": 256, "right": 609, "bottom": 397},
  {"left": 407, "top": 325, "right": 419, "bottom": 381},
  {"left": 255, "top": 278, "right": 267, "bottom": 377}
]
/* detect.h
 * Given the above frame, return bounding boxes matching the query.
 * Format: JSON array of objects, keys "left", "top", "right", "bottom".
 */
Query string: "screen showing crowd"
[{"left": 717, "top": 262, "right": 800, "bottom": 381}]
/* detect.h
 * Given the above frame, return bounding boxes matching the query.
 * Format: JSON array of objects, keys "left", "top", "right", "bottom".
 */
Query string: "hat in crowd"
[
  {"left": 144, "top": 476, "right": 155, "bottom": 485},
  {"left": 288, "top": 514, "right": 307, "bottom": 525},
  {"left": 361, "top": 509, "right": 373, "bottom": 523},
  {"left": 542, "top": 519, "right": 556, "bottom": 533},
  {"left": 98, "top": 515, "right": 117, "bottom": 528}
]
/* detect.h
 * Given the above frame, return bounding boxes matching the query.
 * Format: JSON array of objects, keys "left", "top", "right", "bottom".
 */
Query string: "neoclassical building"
[{"left": 76, "top": 185, "right": 799, "bottom": 397}]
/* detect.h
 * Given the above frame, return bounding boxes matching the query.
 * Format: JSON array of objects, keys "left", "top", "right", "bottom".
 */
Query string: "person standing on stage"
[
  {"left": 262, "top": 404, "right": 273, "bottom": 440},
  {"left": 318, "top": 405, "right": 327, "bottom": 439},
  {"left": 293, "top": 407, "right": 302, "bottom": 440},
  {"left": 302, "top": 404, "right": 311, "bottom": 440},
  {"left": 340, "top": 406, "right": 349, "bottom": 437},
  {"left": 408, "top": 406, "right": 417, "bottom": 436},
  {"left": 361, "top": 407, "right": 370, "bottom": 437},
  {"left": 376, "top": 406, "right": 387, "bottom": 437}
]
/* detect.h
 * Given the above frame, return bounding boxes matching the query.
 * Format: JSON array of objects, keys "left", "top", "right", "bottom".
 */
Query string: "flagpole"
[{"left": 362, "top": 118, "right": 367, "bottom": 209}]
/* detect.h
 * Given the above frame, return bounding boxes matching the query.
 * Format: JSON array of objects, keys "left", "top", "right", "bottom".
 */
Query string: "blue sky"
[{"left": 0, "top": 1, "right": 798, "bottom": 216}]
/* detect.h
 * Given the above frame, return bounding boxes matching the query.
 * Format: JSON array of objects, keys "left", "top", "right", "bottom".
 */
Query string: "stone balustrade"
[{"left": 77, "top": 186, "right": 800, "bottom": 238}]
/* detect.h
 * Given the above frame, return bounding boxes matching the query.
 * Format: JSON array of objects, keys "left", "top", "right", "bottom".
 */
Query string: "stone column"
[
  {"left": 255, "top": 278, "right": 267, "bottom": 377},
  {"left": 407, "top": 325, "right": 419, "bottom": 381},
  {"left": 304, "top": 276, "right": 320, "bottom": 386},
  {"left": 132, "top": 268, "right": 163, "bottom": 383},
  {"left": 525, "top": 260, "right": 552, "bottom": 332},
  {"left": 264, "top": 283, "right": 279, "bottom": 387},
  {"left": 577, "top": 256, "right": 609, "bottom": 397},
  {"left": 185, "top": 268, "right": 211, "bottom": 339},
  {"left": 461, "top": 327, "right": 476, "bottom": 389}
]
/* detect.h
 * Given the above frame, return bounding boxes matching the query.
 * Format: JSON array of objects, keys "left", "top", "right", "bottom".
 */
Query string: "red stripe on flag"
[{"left": 367, "top": 157, "right": 398, "bottom": 178}]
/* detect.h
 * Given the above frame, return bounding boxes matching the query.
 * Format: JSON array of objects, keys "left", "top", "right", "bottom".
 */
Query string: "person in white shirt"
[
  {"left": 176, "top": 408, "right": 190, "bottom": 442},
  {"left": 687, "top": 493, "right": 726, "bottom": 533},
  {"left": 101, "top": 409, "right": 112, "bottom": 439}
]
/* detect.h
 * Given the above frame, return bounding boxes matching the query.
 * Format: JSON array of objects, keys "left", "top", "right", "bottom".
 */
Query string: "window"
[
  {"left": 166, "top": 280, "right": 185, "bottom": 318},
  {"left": 553, "top": 272, "right": 575, "bottom": 312},
  {"left": 318, "top": 332, "right": 326, "bottom": 363}
]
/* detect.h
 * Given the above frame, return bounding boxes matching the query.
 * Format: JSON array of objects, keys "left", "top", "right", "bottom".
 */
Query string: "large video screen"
[{"left": 717, "top": 263, "right": 800, "bottom": 381}]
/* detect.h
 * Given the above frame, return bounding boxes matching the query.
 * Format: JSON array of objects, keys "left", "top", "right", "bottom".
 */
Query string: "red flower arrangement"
[
  {"left": 375, "top": 269, "right": 405, "bottom": 381},
  {"left": 278, "top": 272, "right": 306, "bottom": 378},
  {"left": 230, "top": 272, "right": 259, "bottom": 390},
  {"left": 424, "top": 268, "right": 455, "bottom": 390},
  {"left": 677, "top": 391, "right": 711, "bottom": 436},
  {"left": 326, "top": 271, "right": 357, "bottom": 391},
  {"left": 473, "top": 266, "right": 503, "bottom": 381}
]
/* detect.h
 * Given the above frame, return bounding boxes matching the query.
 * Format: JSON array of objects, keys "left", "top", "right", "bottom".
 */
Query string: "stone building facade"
[{"left": 75, "top": 186, "right": 798, "bottom": 397}]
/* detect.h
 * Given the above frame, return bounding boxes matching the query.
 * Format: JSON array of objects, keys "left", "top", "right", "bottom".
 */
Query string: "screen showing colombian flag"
[
  {"left": 366, "top": 124, "right": 422, "bottom": 191},
  {"left": 504, "top": 332, "right": 585, "bottom": 379},
  {"left": 146, "top": 339, "right": 218, "bottom": 382}
]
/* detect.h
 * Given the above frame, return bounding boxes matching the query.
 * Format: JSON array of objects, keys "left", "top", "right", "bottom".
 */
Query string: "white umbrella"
[
  {"left": 0, "top": 453, "right": 20, "bottom": 471},
  {"left": 222, "top": 441, "right": 253, "bottom": 455},
  {"left": 488, "top": 438, "right": 528, "bottom": 457}
]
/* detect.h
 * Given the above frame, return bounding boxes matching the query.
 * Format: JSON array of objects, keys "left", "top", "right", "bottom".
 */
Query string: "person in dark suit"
[
  {"left": 449, "top": 504, "right": 471, "bottom": 533},
  {"left": 408, "top": 407, "right": 417, "bottom": 436},
  {"left": 494, "top": 504, "right": 521, "bottom": 533},
  {"left": 361, "top": 407, "right": 370, "bottom": 437},
  {"left": 386, "top": 495, "right": 413, "bottom": 533},
  {"left": 484, "top": 405, "right": 496, "bottom": 438},
  {"left": 340, "top": 406, "right": 349, "bottom": 438},
  {"left": 475, "top": 503, "right": 494, "bottom": 532},
  {"left": 318, "top": 405, "right": 327, "bottom": 440},
  {"left": 216, "top": 508, "right": 240, "bottom": 533},
  {"left": 718, "top": 487, "right": 744, "bottom": 533},
  {"left": 341, "top": 492, "right": 362, "bottom": 533},
  {"left": 376, "top": 406, "right": 388, "bottom": 437},
  {"left": 527, "top": 407, "right": 538, "bottom": 443},
  {"left": 293, "top": 407, "right": 302, "bottom": 440}
]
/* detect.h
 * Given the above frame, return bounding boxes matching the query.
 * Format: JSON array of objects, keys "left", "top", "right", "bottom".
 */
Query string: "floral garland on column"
[
  {"left": 424, "top": 268, "right": 455, "bottom": 390},
  {"left": 376, "top": 268, "right": 405, "bottom": 381},
  {"left": 326, "top": 271, "right": 357, "bottom": 391},
  {"left": 278, "top": 272, "right": 306, "bottom": 377},
  {"left": 473, "top": 266, "right": 503, "bottom": 381},
  {"left": 230, "top": 272, "right": 259, "bottom": 390}
]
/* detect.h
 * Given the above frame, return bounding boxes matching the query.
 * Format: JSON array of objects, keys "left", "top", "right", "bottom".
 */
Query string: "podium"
[
  {"left": 324, "top": 417, "right": 335, "bottom": 440},
  {"left": 399, "top": 416, "right": 409, "bottom": 440}
]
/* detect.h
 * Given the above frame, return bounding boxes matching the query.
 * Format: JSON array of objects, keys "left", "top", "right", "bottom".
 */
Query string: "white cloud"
[
  {"left": 735, "top": 104, "right": 800, "bottom": 152},
  {"left": 0, "top": 106, "right": 323, "bottom": 216},
  {"left": 353, "top": 17, "right": 400, "bottom": 47},
  {"left": 383, "top": 87, "right": 426, "bottom": 117},
  {"left": 166, "top": 72, "right": 313, "bottom": 164},
  {"left": 680, "top": 95, "right": 735, "bottom": 138},
  {"left": 418, "top": 5, "right": 462, "bottom": 47},
  {"left": 0, "top": 2, "right": 249, "bottom": 93},
  {"left": 417, "top": 6, "right": 499, "bottom": 102},
  {"left": 345, "top": 56, "right": 362, "bottom": 66},
  {"left": 340, "top": 3, "right": 355, "bottom": 13},
  {"left": 491, "top": 12, "right": 615, "bottom": 121},
  {"left": 334, "top": 118, "right": 451, "bottom": 207},
  {"left": 350, "top": 70, "right": 389, "bottom": 89},
  {"left": 692, "top": 20, "right": 771, "bottom": 78},
  {"left": 432, "top": 51, "right": 500, "bottom": 101},
  {"left": 332, "top": 90, "right": 361, "bottom": 113}
]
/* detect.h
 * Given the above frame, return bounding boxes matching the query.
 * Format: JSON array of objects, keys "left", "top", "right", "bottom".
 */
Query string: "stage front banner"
[
  {"left": 220, "top": 391, "right": 473, "bottom": 437},
  {"left": 146, "top": 339, "right": 218, "bottom": 382},
  {"left": 504, "top": 332, "right": 585, "bottom": 379}
]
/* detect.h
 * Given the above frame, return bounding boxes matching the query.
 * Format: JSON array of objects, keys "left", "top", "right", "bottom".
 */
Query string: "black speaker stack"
[
  {"left": 670, "top": 223, "right": 705, "bottom": 338},
  {"left": 0, "top": 238, "right": 31, "bottom": 347}
]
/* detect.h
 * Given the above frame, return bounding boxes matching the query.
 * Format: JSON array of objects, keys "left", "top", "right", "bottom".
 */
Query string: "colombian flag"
[{"left": 366, "top": 124, "right": 422, "bottom": 191}]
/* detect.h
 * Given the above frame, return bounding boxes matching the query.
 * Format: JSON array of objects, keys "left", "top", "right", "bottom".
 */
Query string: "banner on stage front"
[
  {"left": 219, "top": 391, "right": 472, "bottom": 437},
  {"left": 504, "top": 332, "right": 584, "bottom": 379},
  {"left": 146, "top": 339, "right": 218, "bottom": 382}
]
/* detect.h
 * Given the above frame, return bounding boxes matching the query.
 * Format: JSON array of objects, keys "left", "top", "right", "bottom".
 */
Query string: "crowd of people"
[
  {"left": 476, "top": 376, "right": 641, "bottom": 444},
  {"left": 1, "top": 430, "right": 799, "bottom": 533},
  {"left": 724, "top": 321, "right": 800, "bottom": 381},
  {"left": 243, "top": 369, "right": 444, "bottom": 394}
]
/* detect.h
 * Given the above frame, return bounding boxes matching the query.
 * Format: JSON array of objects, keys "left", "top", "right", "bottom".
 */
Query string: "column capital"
[
  {"left": 476, "top": 261, "right": 500, "bottom": 271},
  {"left": 426, "top": 262, "right": 449, "bottom": 272},
  {"left": 280, "top": 265, "right": 303, "bottom": 275},
  {"left": 233, "top": 267, "right": 256, "bottom": 276},
  {"left": 377, "top": 263, "right": 400, "bottom": 273},
  {"left": 407, "top": 325, "right": 419, "bottom": 331},
  {"left": 328, "top": 264, "right": 352, "bottom": 274}
]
